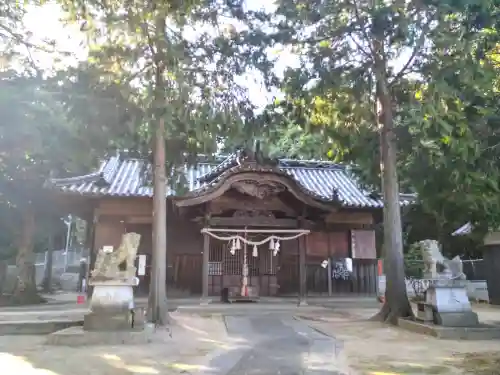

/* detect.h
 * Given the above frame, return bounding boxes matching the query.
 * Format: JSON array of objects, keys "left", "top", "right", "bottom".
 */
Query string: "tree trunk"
[
  {"left": 371, "top": 49, "right": 413, "bottom": 324},
  {"left": 150, "top": 115, "right": 169, "bottom": 325},
  {"left": 0, "top": 260, "right": 7, "bottom": 296},
  {"left": 12, "top": 207, "right": 44, "bottom": 305},
  {"left": 148, "top": 169, "right": 157, "bottom": 318},
  {"left": 148, "top": 12, "right": 169, "bottom": 325},
  {"left": 42, "top": 234, "right": 54, "bottom": 293}
]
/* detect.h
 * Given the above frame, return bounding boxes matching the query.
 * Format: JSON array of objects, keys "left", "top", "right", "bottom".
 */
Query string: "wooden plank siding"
[
  {"left": 306, "top": 258, "right": 378, "bottom": 295},
  {"left": 89, "top": 197, "right": 378, "bottom": 297}
]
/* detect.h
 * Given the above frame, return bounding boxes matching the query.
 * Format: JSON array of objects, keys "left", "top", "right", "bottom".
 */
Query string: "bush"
[
  {"left": 405, "top": 242, "right": 424, "bottom": 279},
  {"left": 405, "top": 242, "right": 428, "bottom": 300}
]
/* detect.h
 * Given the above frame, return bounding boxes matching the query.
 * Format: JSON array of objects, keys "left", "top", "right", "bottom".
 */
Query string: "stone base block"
[
  {"left": 398, "top": 317, "right": 500, "bottom": 340},
  {"left": 426, "top": 285, "right": 473, "bottom": 314},
  {"left": 83, "top": 308, "right": 146, "bottom": 332},
  {"left": 434, "top": 311, "right": 479, "bottom": 327},
  {"left": 46, "top": 325, "right": 154, "bottom": 346}
]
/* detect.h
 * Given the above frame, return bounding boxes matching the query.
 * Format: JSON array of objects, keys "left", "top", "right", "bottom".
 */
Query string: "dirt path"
[{"left": 299, "top": 307, "right": 500, "bottom": 375}]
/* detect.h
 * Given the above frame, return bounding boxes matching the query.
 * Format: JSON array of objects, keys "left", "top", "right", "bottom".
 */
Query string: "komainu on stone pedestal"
[
  {"left": 85, "top": 232, "right": 144, "bottom": 332},
  {"left": 414, "top": 239, "right": 478, "bottom": 327}
]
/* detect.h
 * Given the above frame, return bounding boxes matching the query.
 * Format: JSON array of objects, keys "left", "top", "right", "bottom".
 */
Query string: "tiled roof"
[{"left": 48, "top": 153, "right": 415, "bottom": 209}]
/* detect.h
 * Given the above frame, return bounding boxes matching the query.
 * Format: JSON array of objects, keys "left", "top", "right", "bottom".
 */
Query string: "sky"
[{"left": 23, "top": 1, "right": 296, "bottom": 109}]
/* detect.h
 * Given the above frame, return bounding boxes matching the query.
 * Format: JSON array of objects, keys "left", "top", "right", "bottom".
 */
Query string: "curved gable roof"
[{"left": 47, "top": 152, "right": 415, "bottom": 209}]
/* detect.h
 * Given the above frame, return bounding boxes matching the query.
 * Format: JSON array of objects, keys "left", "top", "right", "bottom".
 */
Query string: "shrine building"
[{"left": 46, "top": 149, "right": 413, "bottom": 302}]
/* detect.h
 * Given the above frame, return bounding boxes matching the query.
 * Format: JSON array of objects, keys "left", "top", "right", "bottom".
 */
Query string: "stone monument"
[
  {"left": 417, "top": 239, "right": 479, "bottom": 327},
  {"left": 84, "top": 232, "right": 145, "bottom": 331}
]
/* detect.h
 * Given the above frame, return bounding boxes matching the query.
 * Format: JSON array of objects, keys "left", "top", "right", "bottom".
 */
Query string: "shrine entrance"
[{"left": 202, "top": 228, "right": 309, "bottom": 302}]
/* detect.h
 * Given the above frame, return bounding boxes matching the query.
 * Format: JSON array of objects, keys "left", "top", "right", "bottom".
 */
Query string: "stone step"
[
  {"left": 0, "top": 319, "right": 82, "bottom": 335},
  {"left": 46, "top": 325, "right": 155, "bottom": 346}
]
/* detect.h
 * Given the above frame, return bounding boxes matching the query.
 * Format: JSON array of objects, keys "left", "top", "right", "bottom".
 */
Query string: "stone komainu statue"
[
  {"left": 91, "top": 232, "right": 141, "bottom": 281},
  {"left": 416, "top": 239, "right": 465, "bottom": 280}
]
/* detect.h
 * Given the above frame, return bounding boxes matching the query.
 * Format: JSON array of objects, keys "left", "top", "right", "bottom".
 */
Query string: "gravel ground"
[{"left": 0, "top": 314, "right": 228, "bottom": 375}]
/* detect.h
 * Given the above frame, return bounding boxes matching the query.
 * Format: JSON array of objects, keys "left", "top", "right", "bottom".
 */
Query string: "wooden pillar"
[
  {"left": 42, "top": 231, "right": 55, "bottom": 293},
  {"left": 327, "top": 232, "right": 333, "bottom": 296},
  {"left": 201, "top": 231, "right": 210, "bottom": 303},
  {"left": 298, "top": 233, "right": 308, "bottom": 306},
  {"left": 86, "top": 215, "right": 96, "bottom": 299}
]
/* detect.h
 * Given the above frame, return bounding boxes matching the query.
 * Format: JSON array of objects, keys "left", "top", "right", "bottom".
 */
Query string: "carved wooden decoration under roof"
[
  {"left": 175, "top": 170, "right": 338, "bottom": 212},
  {"left": 207, "top": 195, "right": 296, "bottom": 216},
  {"left": 232, "top": 180, "right": 286, "bottom": 199},
  {"left": 232, "top": 210, "right": 275, "bottom": 219}
]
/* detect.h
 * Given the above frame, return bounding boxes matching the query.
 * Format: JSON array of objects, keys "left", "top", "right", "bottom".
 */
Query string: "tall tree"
[
  {"left": 58, "top": 0, "right": 266, "bottom": 325},
  {"left": 261, "top": 1, "right": 500, "bottom": 247},
  {"left": 241, "top": 0, "right": 500, "bottom": 322},
  {"left": 0, "top": 72, "right": 76, "bottom": 303},
  {"left": 0, "top": 63, "right": 140, "bottom": 303}
]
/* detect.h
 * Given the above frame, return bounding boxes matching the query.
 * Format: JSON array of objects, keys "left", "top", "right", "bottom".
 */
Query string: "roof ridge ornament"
[{"left": 236, "top": 141, "right": 279, "bottom": 168}]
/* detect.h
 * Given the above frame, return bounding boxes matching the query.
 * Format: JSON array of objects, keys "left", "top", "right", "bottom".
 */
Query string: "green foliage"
[
  {"left": 248, "top": 0, "right": 500, "bottom": 243},
  {"left": 404, "top": 242, "right": 424, "bottom": 279},
  {"left": 0, "top": 70, "right": 108, "bottom": 206},
  {"left": 0, "top": 64, "right": 137, "bottom": 263}
]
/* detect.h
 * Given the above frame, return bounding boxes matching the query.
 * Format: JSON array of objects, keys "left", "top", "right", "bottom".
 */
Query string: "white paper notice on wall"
[
  {"left": 103, "top": 246, "right": 114, "bottom": 253},
  {"left": 345, "top": 258, "right": 353, "bottom": 272},
  {"left": 138, "top": 254, "right": 147, "bottom": 276}
]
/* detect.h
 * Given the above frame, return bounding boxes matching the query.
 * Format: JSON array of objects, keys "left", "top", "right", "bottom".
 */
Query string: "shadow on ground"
[
  {"left": 354, "top": 352, "right": 500, "bottom": 375},
  {"left": 0, "top": 336, "right": 222, "bottom": 375},
  {"left": 0, "top": 314, "right": 235, "bottom": 375}
]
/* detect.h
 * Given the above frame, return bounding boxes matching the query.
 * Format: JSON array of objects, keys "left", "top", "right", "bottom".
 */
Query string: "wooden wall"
[
  {"left": 94, "top": 216, "right": 126, "bottom": 251},
  {"left": 307, "top": 231, "right": 349, "bottom": 258},
  {"left": 90, "top": 197, "right": 377, "bottom": 296},
  {"left": 306, "top": 259, "right": 379, "bottom": 296},
  {"left": 351, "top": 230, "right": 376, "bottom": 259},
  {"left": 167, "top": 212, "right": 203, "bottom": 294},
  {"left": 92, "top": 197, "right": 203, "bottom": 254},
  {"left": 96, "top": 198, "right": 152, "bottom": 221},
  {"left": 91, "top": 197, "right": 204, "bottom": 295}
]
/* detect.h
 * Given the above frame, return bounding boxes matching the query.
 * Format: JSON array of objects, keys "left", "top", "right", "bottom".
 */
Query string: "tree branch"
[
  {"left": 351, "top": 0, "right": 376, "bottom": 57},
  {"left": 283, "top": 24, "right": 357, "bottom": 46},
  {"left": 389, "top": 17, "right": 433, "bottom": 86},
  {"left": 0, "top": 24, "right": 41, "bottom": 74},
  {"left": 347, "top": 34, "right": 372, "bottom": 59}
]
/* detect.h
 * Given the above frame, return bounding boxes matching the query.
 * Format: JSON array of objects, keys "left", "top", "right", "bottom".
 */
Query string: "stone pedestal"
[
  {"left": 84, "top": 279, "right": 142, "bottom": 332},
  {"left": 425, "top": 279, "right": 479, "bottom": 327},
  {"left": 89, "top": 281, "right": 134, "bottom": 312},
  {"left": 84, "top": 308, "right": 145, "bottom": 332}
]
